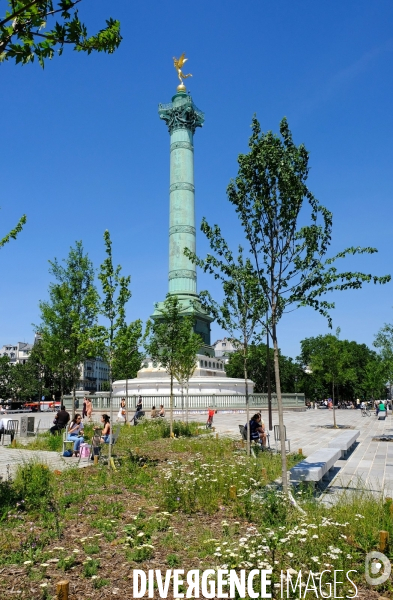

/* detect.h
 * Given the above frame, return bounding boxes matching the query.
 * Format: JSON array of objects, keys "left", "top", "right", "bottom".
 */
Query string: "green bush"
[{"left": 13, "top": 462, "right": 54, "bottom": 510}]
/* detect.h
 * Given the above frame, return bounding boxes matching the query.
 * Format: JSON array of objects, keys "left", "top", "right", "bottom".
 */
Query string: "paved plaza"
[
  {"left": 1, "top": 409, "right": 393, "bottom": 500},
  {"left": 203, "top": 407, "right": 393, "bottom": 500}
]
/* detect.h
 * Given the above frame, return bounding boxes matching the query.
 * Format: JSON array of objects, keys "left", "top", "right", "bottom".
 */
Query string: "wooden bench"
[
  {"left": 328, "top": 430, "right": 359, "bottom": 458},
  {"left": 289, "top": 447, "right": 341, "bottom": 484}
]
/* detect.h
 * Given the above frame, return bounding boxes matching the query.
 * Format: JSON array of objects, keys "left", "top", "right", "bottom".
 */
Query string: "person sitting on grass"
[
  {"left": 244, "top": 413, "right": 266, "bottom": 447},
  {"left": 100, "top": 414, "right": 111, "bottom": 443},
  {"left": 150, "top": 406, "right": 159, "bottom": 418},
  {"left": 159, "top": 404, "right": 165, "bottom": 417},
  {"left": 67, "top": 414, "right": 84, "bottom": 457}
]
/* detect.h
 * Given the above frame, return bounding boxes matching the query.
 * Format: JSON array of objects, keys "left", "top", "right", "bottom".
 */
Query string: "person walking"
[
  {"left": 85, "top": 397, "right": 93, "bottom": 421},
  {"left": 117, "top": 398, "right": 127, "bottom": 423}
]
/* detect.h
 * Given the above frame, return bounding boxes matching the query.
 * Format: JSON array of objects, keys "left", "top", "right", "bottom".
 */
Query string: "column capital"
[{"left": 158, "top": 93, "right": 204, "bottom": 135}]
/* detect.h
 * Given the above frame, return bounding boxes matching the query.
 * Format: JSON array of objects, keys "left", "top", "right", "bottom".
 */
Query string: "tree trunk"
[
  {"left": 72, "top": 385, "right": 76, "bottom": 420},
  {"left": 266, "top": 317, "right": 273, "bottom": 431},
  {"left": 170, "top": 373, "right": 174, "bottom": 436},
  {"left": 332, "top": 377, "right": 337, "bottom": 428},
  {"left": 244, "top": 345, "right": 250, "bottom": 456},
  {"left": 272, "top": 323, "right": 288, "bottom": 495},
  {"left": 108, "top": 376, "right": 113, "bottom": 462},
  {"left": 125, "top": 377, "right": 129, "bottom": 423},
  {"left": 185, "top": 383, "right": 189, "bottom": 424}
]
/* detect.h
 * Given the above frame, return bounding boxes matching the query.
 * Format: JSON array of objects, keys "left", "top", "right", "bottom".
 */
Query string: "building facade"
[{"left": 0, "top": 342, "right": 33, "bottom": 364}]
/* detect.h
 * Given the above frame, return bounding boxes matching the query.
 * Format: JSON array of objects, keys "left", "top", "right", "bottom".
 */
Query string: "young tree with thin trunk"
[
  {"left": 172, "top": 327, "right": 202, "bottom": 424},
  {"left": 194, "top": 117, "right": 390, "bottom": 495},
  {"left": 112, "top": 320, "right": 143, "bottom": 422},
  {"left": 144, "top": 294, "right": 201, "bottom": 436},
  {"left": 37, "top": 240, "right": 99, "bottom": 415},
  {"left": 96, "top": 230, "right": 131, "bottom": 460},
  {"left": 185, "top": 242, "right": 266, "bottom": 454}
]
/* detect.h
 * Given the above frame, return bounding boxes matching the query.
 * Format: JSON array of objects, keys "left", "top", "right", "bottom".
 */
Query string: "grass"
[{"left": 0, "top": 420, "right": 392, "bottom": 598}]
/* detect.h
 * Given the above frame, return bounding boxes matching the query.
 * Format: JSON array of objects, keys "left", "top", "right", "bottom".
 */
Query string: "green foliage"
[
  {"left": 13, "top": 462, "right": 54, "bottom": 510},
  {"left": 187, "top": 116, "right": 390, "bottom": 493},
  {"left": 82, "top": 558, "right": 100, "bottom": 577},
  {"left": 0, "top": 214, "right": 26, "bottom": 248},
  {"left": 96, "top": 230, "right": 132, "bottom": 378},
  {"left": 374, "top": 322, "right": 393, "bottom": 388},
  {"left": 145, "top": 294, "right": 202, "bottom": 433},
  {"left": 112, "top": 319, "right": 143, "bottom": 382},
  {"left": 0, "top": 1, "right": 121, "bottom": 67},
  {"left": 37, "top": 241, "right": 100, "bottom": 399},
  {"left": 298, "top": 333, "right": 385, "bottom": 400},
  {"left": 225, "top": 343, "right": 303, "bottom": 393}
]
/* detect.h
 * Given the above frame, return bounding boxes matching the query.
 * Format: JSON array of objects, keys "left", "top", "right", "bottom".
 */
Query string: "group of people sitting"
[{"left": 50, "top": 405, "right": 112, "bottom": 457}]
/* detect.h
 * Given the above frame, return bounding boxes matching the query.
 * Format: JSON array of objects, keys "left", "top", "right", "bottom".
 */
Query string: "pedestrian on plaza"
[
  {"left": 132, "top": 396, "right": 143, "bottom": 425},
  {"left": 50, "top": 405, "right": 70, "bottom": 435},
  {"left": 82, "top": 398, "right": 87, "bottom": 419},
  {"left": 85, "top": 397, "right": 93, "bottom": 421},
  {"left": 356, "top": 398, "right": 360, "bottom": 409},
  {"left": 117, "top": 398, "right": 127, "bottom": 423},
  {"left": 374, "top": 399, "right": 379, "bottom": 416}
]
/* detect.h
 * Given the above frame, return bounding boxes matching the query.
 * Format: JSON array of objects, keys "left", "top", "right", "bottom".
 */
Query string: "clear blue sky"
[{"left": 1, "top": 0, "right": 392, "bottom": 359}]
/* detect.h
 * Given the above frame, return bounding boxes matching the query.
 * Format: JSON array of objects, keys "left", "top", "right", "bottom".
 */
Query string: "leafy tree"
[
  {"left": 0, "top": 0, "right": 121, "bottom": 67},
  {"left": 185, "top": 242, "right": 265, "bottom": 453},
  {"left": 226, "top": 343, "right": 303, "bottom": 394},
  {"left": 298, "top": 334, "right": 383, "bottom": 403},
  {"left": 112, "top": 320, "right": 143, "bottom": 421},
  {"left": 191, "top": 117, "right": 390, "bottom": 494},
  {"left": 145, "top": 294, "right": 202, "bottom": 436},
  {"left": 96, "top": 230, "right": 131, "bottom": 456},
  {"left": 171, "top": 323, "right": 202, "bottom": 424},
  {"left": 0, "top": 355, "right": 13, "bottom": 400},
  {"left": 374, "top": 323, "right": 393, "bottom": 393},
  {"left": 37, "top": 241, "right": 99, "bottom": 411}
]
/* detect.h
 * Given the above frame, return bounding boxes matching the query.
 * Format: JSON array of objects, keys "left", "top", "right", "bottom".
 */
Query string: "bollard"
[
  {"left": 11, "top": 439, "right": 16, "bottom": 448},
  {"left": 93, "top": 455, "right": 98, "bottom": 466},
  {"left": 379, "top": 530, "right": 389, "bottom": 552},
  {"left": 241, "top": 439, "right": 245, "bottom": 448},
  {"left": 216, "top": 433, "right": 219, "bottom": 440},
  {"left": 212, "top": 427, "right": 216, "bottom": 432},
  {"left": 298, "top": 448, "right": 302, "bottom": 455},
  {"left": 195, "top": 428, "right": 199, "bottom": 436},
  {"left": 229, "top": 485, "right": 237, "bottom": 500},
  {"left": 261, "top": 468, "right": 267, "bottom": 481},
  {"left": 57, "top": 580, "right": 69, "bottom": 600}
]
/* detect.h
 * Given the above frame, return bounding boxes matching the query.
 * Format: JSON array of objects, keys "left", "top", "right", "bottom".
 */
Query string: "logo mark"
[{"left": 365, "top": 551, "right": 391, "bottom": 585}]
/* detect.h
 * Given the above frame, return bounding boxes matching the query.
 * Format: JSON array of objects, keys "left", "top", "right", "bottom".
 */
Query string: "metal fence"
[{"left": 63, "top": 392, "right": 305, "bottom": 412}]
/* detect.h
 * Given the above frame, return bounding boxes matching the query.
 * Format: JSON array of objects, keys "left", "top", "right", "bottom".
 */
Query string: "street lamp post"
[{"left": 295, "top": 376, "right": 298, "bottom": 405}]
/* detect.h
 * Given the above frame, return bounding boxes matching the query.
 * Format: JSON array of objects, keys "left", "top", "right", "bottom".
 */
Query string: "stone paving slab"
[{"left": 0, "top": 447, "right": 90, "bottom": 479}]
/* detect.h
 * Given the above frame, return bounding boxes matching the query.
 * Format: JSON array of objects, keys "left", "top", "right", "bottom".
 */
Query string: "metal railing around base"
[{"left": 63, "top": 393, "right": 305, "bottom": 413}]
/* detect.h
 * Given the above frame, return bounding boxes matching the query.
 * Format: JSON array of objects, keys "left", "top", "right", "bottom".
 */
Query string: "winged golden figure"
[{"left": 173, "top": 53, "right": 192, "bottom": 89}]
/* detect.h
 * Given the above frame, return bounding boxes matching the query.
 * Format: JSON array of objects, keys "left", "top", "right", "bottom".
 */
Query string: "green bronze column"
[
  {"left": 153, "top": 86, "right": 213, "bottom": 354},
  {"left": 160, "top": 92, "right": 202, "bottom": 296}
]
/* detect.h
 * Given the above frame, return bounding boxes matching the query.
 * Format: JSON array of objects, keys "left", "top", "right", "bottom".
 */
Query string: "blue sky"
[{"left": 1, "top": 0, "right": 392, "bottom": 359}]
